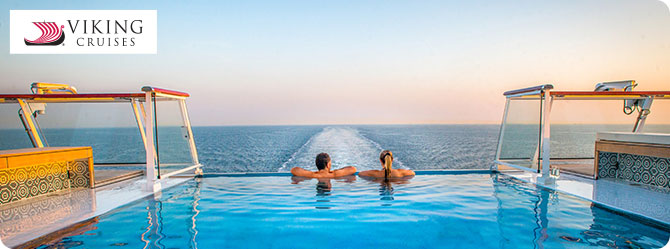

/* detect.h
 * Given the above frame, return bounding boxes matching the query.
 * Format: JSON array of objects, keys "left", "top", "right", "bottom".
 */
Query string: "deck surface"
[
  {"left": 94, "top": 170, "right": 144, "bottom": 187},
  {"left": 552, "top": 159, "right": 595, "bottom": 178}
]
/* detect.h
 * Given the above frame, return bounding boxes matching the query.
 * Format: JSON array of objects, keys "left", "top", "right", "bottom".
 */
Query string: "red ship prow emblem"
[{"left": 24, "top": 22, "right": 65, "bottom": 46}]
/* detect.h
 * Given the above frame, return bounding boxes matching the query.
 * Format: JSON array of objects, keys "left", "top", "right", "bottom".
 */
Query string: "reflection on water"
[
  {"left": 139, "top": 178, "right": 203, "bottom": 249},
  {"left": 380, "top": 182, "right": 394, "bottom": 203},
  {"left": 315, "top": 179, "right": 332, "bottom": 209},
  {"left": 141, "top": 198, "right": 165, "bottom": 249},
  {"left": 360, "top": 176, "right": 414, "bottom": 206},
  {"left": 0, "top": 188, "right": 97, "bottom": 248},
  {"left": 493, "top": 174, "right": 554, "bottom": 249},
  {"left": 291, "top": 175, "right": 356, "bottom": 209},
  {"left": 190, "top": 179, "right": 201, "bottom": 249},
  {"left": 316, "top": 179, "right": 332, "bottom": 197}
]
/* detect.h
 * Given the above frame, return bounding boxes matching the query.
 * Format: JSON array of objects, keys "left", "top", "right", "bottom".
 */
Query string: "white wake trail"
[
  {"left": 276, "top": 127, "right": 323, "bottom": 172},
  {"left": 277, "top": 126, "right": 394, "bottom": 172}
]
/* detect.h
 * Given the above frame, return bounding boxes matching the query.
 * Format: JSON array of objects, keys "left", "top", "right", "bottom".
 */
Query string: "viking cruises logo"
[
  {"left": 10, "top": 10, "right": 157, "bottom": 54},
  {"left": 24, "top": 22, "right": 65, "bottom": 46}
]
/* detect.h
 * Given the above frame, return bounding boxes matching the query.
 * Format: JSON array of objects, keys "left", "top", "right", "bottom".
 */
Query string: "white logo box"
[{"left": 10, "top": 10, "right": 157, "bottom": 54}]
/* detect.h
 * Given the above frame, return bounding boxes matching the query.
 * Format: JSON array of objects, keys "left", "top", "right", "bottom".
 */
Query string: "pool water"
[{"left": 40, "top": 174, "right": 669, "bottom": 248}]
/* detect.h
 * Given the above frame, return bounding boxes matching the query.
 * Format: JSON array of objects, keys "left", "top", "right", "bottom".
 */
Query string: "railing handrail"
[
  {"left": 0, "top": 93, "right": 145, "bottom": 99},
  {"left": 503, "top": 84, "right": 554, "bottom": 96},
  {"left": 551, "top": 91, "right": 670, "bottom": 98},
  {"left": 0, "top": 86, "right": 191, "bottom": 103},
  {"left": 142, "top": 86, "right": 190, "bottom": 97}
]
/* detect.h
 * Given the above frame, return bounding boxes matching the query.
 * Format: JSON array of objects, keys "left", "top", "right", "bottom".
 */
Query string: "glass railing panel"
[
  {"left": 28, "top": 102, "right": 145, "bottom": 165},
  {"left": 549, "top": 100, "right": 644, "bottom": 159},
  {"left": 641, "top": 99, "right": 670, "bottom": 133},
  {"left": 0, "top": 103, "right": 35, "bottom": 150},
  {"left": 154, "top": 99, "right": 194, "bottom": 177},
  {"left": 498, "top": 98, "right": 542, "bottom": 171}
]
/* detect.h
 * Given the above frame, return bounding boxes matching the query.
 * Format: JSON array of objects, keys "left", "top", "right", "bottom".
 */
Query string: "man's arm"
[
  {"left": 333, "top": 166, "right": 357, "bottom": 177},
  {"left": 291, "top": 167, "right": 315, "bottom": 177}
]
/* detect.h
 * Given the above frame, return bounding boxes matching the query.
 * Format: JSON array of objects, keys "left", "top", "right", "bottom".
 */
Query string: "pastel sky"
[{"left": 1, "top": 0, "right": 669, "bottom": 126}]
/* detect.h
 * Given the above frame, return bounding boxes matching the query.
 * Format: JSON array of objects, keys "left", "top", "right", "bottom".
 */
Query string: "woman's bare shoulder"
[{"left": 359, "top": 169, "right": 383, "bottom": 177}]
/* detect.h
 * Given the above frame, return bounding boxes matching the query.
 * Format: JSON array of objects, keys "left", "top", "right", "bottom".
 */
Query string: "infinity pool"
[{"left": 39, "top": 174, "right": 669, "bottom": 248}]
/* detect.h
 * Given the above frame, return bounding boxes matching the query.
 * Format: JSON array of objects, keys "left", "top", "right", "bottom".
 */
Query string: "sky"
[{"left": 1, "top": 0, "right": 669, "bottom": 126}]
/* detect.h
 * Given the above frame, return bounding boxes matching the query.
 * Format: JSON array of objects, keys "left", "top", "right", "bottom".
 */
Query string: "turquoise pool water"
[{"left": 40, "top": 174, "right": 669, "bottom": 248}]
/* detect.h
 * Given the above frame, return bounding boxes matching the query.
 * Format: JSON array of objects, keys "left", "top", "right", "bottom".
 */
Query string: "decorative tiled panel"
[
  {"left": 69, "top": 159, "right": 91, "bottom": 188},
  {"left": 0, "top": 159, "right": 92, "bottom": 205},
  {"left": 0, "top": 161, "right": 70, "bottom": 204},
  {"left": 598, "top": 152, "right": 670, "bottom": 188}
]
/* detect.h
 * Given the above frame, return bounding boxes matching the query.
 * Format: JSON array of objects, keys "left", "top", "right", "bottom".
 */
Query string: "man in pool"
[{"left": 290, "top": 153, "right": 357, "bottom": 178}]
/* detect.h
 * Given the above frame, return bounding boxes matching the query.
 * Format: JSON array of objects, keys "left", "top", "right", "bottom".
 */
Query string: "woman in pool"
[{"left": 359, "top": 150, "right": 415, "bottom": 179}]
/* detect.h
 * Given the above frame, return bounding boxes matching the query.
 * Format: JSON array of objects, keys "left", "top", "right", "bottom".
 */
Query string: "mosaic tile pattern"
[
  {"left": 0, "top": 159, "right": 92, "bottom": 205},
  {"left": 598, "top": 152, "right": 670, "bottom": 189},
  {"left": 69, "top": 159, "right": 92, "bottom": 188}
]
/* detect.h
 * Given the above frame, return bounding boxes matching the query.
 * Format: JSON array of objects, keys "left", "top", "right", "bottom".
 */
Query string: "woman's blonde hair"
[{"left": 379, "top": 150, "right": 393, "bottom": 179}]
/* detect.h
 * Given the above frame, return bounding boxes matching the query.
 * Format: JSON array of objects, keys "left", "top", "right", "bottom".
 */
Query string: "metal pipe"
[
  {"left": 144, "top": 91, "right": 158, "bottom": 190},
  {"left": 633, "top": 97, "right": 654, "bottom": 133},
  {"left": 179, "top": 99, "right": 200, "bottom": 166},
  {"left": 493, "top": 99, "right": 511, "bottom": 170},
  {"left": 17, "top": 99, "right": 44, "bottom": 147},
  {"left": 540, "top": 90, "right": 553, "bottom": 177}
]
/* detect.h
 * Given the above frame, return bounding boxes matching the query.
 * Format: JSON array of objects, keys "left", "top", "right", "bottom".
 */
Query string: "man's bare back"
[{"left": 291, "top": 153, "right": 357, "bottom": 178}]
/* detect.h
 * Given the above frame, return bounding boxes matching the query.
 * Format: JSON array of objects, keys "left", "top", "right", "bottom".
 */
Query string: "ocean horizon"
[{"left": 1, "top": 124, "right": 669, "bottom": 173}]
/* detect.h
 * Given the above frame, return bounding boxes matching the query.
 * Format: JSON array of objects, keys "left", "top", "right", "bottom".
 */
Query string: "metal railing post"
[
  {"left": 633, "top": 96, "right": 654, "bottom": 133},
  {"left": 493, "top": 98, "right": 511, "bottom": 170},
  {"left": 179, "top": 99, "right": 200, "bottom": 166},
  {"left": 144, "top": 92, "right": 160, "bottom": 192},
  {"left": 540, "top": 90, "right": 553, "bottom": 177},
  {"left": 131, "top": 99, "right": 149, "bottom": 151}
]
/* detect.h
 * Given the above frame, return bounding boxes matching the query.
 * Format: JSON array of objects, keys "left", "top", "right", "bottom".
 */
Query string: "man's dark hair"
[{"left": 315, "top": 153, "right": 330, "bottom": 170}]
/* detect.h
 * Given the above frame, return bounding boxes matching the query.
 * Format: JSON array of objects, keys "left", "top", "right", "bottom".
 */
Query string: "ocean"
[
  {"left": 194, "top": 125, "right": 499, "bottom": 172},
  {"left": 1, "top": 124, "right": 668, "bottom": 173}
]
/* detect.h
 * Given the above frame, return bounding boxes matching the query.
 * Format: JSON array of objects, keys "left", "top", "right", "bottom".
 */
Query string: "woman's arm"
[
  {"left": 397, "top": 169, "right": 416, "bottom": 176},
  {"left": 358, "top": 169, "right": 382, "bottom": 178}
]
